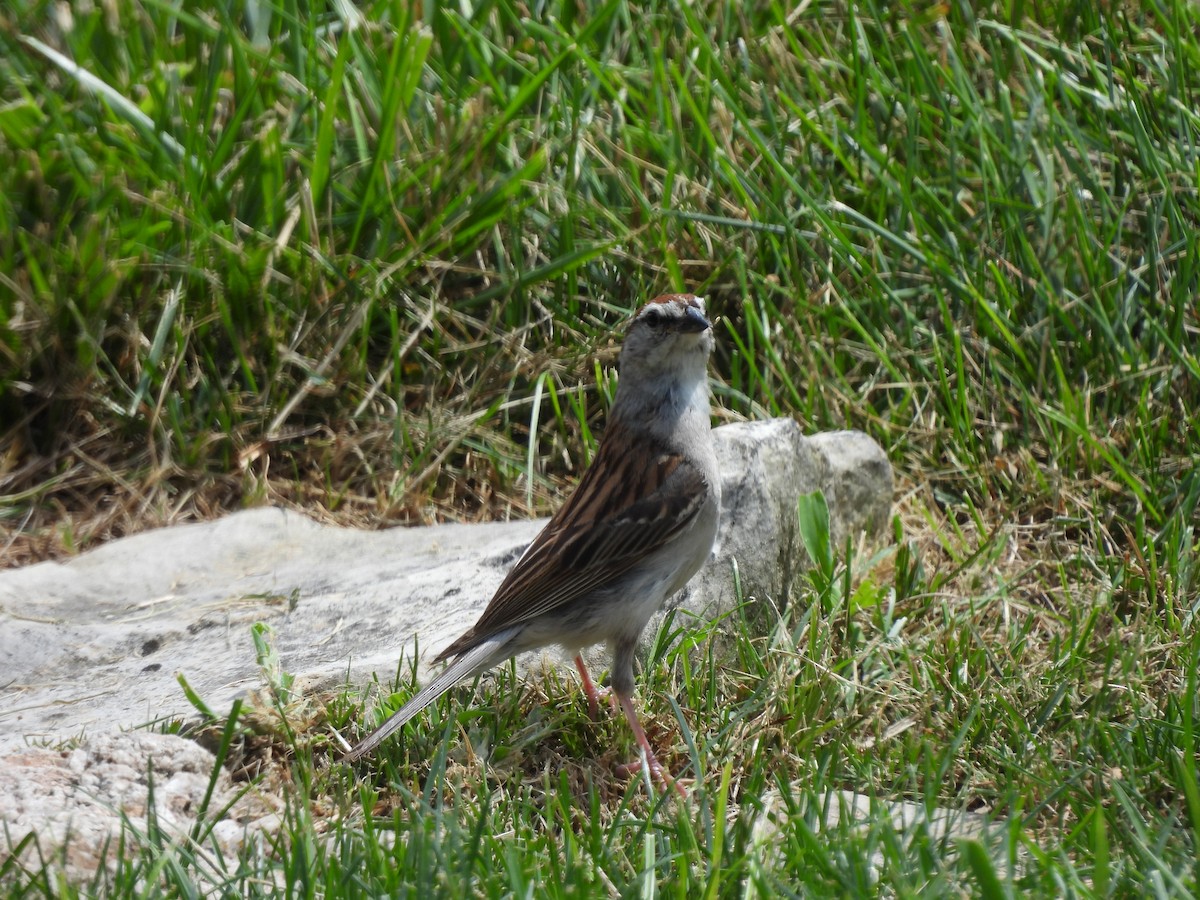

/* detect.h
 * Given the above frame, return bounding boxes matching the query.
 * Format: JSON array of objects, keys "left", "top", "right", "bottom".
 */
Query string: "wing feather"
[{"left": 435, "top": 419, "right": 710, "bottom": 661}]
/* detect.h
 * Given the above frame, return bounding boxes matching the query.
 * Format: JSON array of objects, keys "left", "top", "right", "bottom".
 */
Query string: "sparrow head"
[{"left": 619, "top": 294, "right": 713, "bottom": 381}]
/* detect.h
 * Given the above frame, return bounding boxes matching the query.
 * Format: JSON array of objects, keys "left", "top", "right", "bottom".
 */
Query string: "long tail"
[{"left": 343, "top": 627, "right": 519, "bottom": 762}]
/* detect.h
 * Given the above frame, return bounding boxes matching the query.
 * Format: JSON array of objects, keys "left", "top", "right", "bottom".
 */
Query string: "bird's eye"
[{"left": 642, "top": 308, "right": 665, "bottom": 328}]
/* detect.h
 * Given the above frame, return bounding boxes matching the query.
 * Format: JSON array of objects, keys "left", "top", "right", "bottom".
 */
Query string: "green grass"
[{"left": 2, "top": 0, "right": 1199, "bottom": 894}]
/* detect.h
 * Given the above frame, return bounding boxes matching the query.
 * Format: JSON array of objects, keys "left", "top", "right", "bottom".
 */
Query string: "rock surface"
[
  {"left": 1, "top": 421, "right": 890, "bottom": 752},
  {"left": 0, "top": 732, "right": 279, "bottom": 883},
  {"left": 0, "top": 420, "right": 895, "bottom": 876}
]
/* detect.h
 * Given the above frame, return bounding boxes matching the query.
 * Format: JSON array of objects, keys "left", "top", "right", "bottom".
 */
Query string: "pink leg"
[
  {"left": 574, "top": 654, "right": 602, "bottom": 721},
  {"left": 615, "top": 691, "right": 686, "bottom": 798}
]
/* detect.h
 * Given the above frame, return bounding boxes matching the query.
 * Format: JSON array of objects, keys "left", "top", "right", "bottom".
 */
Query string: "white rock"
[
  {"left": 0, "top": 732, "right": 276, "bottom": 883},
  {"left": 0, "top": 420, "right": 894, "bottom": 880},
  {"left": 0, "top": 421, "right": 891, "bottom": 751}
]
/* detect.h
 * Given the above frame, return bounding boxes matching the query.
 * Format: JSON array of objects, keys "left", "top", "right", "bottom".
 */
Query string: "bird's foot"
[
  {"left": 614, "top": 690, "right": 688, "bottom": 799},
  {"left": 615, "top": 751, "right": 689, "bottom": 798}
]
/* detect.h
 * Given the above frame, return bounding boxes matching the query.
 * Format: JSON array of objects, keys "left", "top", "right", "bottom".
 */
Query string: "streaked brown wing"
[{"left": 464, "top": 420, "right": 709, "bottom": 639}]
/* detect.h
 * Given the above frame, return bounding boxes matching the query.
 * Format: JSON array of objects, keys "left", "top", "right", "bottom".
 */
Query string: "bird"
[{"left": 344, "top": 294, "right": 720, "bottom": 793}]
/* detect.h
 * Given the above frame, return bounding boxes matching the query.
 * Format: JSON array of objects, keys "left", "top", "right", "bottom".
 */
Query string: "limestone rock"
[
  {"left": 0, "top": 732, "right": 277, "bottom": 883},
  {"left": 0, "top": 421, "right": 892, "bottom": 752}
]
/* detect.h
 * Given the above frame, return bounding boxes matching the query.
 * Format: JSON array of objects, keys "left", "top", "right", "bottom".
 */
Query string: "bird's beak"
[{"left": 681, "top": 303, "right": 711, "bottom": 333}]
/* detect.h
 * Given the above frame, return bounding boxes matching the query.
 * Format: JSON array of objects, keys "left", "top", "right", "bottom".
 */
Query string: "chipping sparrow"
[{"left": 345, "top": 294, "right": 720, "bottom": 793}]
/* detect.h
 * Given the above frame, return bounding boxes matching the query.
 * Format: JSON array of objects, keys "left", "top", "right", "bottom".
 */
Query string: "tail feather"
[{"left": 343, "top": 627, "right": 518, "bottom": 762}]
